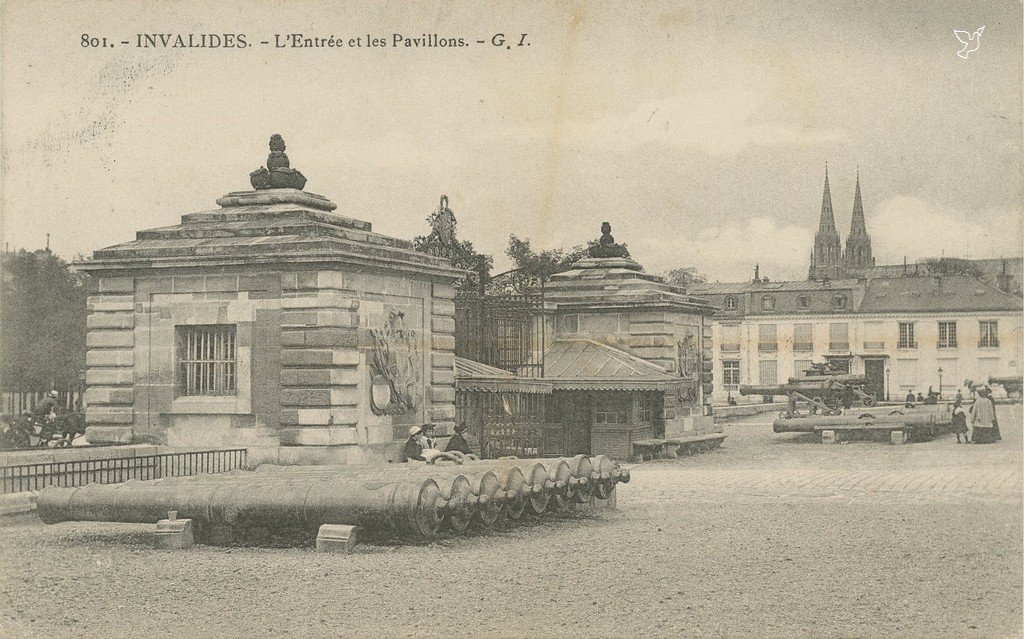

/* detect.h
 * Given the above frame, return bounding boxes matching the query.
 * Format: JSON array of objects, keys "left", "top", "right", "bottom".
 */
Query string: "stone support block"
[
  {"left": 821, "top": 430, "right": 838, "bottom": 444},
  {"left": 890, "top": 430, "right": 907, "bottom": 445},
  {"left": 316, "top": 524, "right": 359, "bottom": 553},
  {"left": 87, "top": 330, "right": 135, "bottom": 349},
  {"left": 154, "top": 514, "right": 195, "bottom": 550}
]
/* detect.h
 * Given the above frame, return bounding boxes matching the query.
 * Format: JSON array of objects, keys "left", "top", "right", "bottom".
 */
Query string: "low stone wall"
[{"left": 0, "top": 444, "right": 159, "bottom": 467}]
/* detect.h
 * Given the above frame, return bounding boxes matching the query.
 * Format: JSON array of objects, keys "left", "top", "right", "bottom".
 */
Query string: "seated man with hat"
[{"left": 445, "top": 423, "right": 474, "bottom": 456}]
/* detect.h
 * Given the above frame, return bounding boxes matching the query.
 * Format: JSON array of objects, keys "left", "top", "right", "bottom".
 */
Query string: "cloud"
[
  {"left": 870, "top": 196, "right": 1022, "bottom": 262},
  {"left": 636, "top": 216, "right": 814, "bottom": 282}
]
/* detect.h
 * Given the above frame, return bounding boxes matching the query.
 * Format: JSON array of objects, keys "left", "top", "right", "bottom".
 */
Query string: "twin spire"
[{"left": 810, "top": 164, "right": 874, "bottom": 279}]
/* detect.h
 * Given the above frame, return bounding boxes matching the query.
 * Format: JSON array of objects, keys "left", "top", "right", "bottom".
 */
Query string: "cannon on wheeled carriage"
[
  {"left": 740, "top": 375, "right": 877, "bottom": 419},
  {"left": 988, "top": 376, "right": 1023, "bottom": 399}
]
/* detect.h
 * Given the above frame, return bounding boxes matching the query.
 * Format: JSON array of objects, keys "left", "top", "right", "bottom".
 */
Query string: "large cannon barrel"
[
  {"left": 789, "top": 374, "right": 866, "bottom": 385},
  {"left": 562, "top": 455, "right": 595, "bottom": 503},
  {"left": 37, "top": 474, "right": 445, "bottom": 539},
  {"left": 741, "top": 383, "right": 837, "bottom": 396},
  {"left": 773, "top": 405, "right": 952, "bottom": 433},
  {"left": 465, "top": 460, "right": 550, "bottom": 516},
  {"left": 538, "top": 459, "right": 573, "bottom": 512}
]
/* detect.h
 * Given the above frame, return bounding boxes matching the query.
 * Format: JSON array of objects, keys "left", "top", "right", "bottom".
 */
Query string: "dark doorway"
[{"left": 863, "top": 358, "right": 885, "bottom": 401}]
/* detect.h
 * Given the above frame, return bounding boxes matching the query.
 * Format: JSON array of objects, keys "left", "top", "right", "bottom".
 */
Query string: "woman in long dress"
[{"left": 969, "top": 387, "right": 1000, "bottom": 444}]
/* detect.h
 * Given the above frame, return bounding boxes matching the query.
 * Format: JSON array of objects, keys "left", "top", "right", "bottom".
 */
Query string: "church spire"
[
  {"left": 844, "top": 168, "right": 874, "bottom": 270},
  {"left": 848, "top": 169, "right": 866, "bottom": 236},
  {"left": 818, "top": 163, "right": 838, "bottom": 235},
  {"left": 809, "top": 163, "right": 842, "bottom": 279}
]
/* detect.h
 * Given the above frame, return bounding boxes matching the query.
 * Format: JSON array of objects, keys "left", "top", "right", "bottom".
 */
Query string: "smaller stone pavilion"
[
  {"left": 451, "top": 223, "right": 720, "bottom": 459},
  {"left": 75, "top": 136, "right": 464, "bottom": 464}
]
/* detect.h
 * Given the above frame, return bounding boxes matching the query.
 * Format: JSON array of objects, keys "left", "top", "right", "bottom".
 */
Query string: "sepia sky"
[{"left": 2, "top": 0, "right": 1021, "bottom": 281}]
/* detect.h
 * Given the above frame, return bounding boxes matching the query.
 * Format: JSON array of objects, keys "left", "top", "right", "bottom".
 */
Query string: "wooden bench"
[{"left": 632, "top": 433, "right": 727, "bottom": 462}]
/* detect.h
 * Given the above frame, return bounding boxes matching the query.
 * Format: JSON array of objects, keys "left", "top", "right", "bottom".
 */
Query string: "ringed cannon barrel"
[
  {"left": 538, "top": 458, "right": 573, "bottom": 512},
  {"left": 772, "top": 405, "right": 952, "bottom": 433},
  {"left": 464, "top": 460, "right": 551, "bottom": 516},
  {"left": 562, "top": 455, "right": 596, "bottom": 503},
  {"left": 37, "top": 474, "right": 445, "bottom": 539}
]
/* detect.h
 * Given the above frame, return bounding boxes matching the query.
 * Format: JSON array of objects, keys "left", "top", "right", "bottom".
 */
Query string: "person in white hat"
[
  {"left": 402, "top": 425, "right": 425, "bottom": 462},
  {"left": 32, "top": 390, "right": 60, "bottom": 422}
]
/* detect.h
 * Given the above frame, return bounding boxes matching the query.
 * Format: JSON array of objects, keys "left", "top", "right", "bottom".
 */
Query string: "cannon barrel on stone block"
[
  {"left": 740, "top": 383, "right": 832, "bottom": 396},
  {"left": 37, "top": 474, "right": 446, "bottom": 539},
  {"left": 772, "top": 405, "right": 952, "bottom": 433}
]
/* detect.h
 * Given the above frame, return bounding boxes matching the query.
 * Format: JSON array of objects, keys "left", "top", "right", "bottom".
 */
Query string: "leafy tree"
[
  {"left": 1, "top": 249, "right": 89, "bottom": 396},
  {"left": 664, "top": 266, "right": 708, "bottom": 288},
  {"left": 504, "top": 235, "right": 592, "bottom": 281}
]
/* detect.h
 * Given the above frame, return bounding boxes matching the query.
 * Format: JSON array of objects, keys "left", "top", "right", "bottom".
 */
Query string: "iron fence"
[{"left": 1, "top": 448, "right": 248, "bottom": 494}]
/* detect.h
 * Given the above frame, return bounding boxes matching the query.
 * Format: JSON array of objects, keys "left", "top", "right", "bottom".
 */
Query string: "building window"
[
  {"left": 979, "top": 321, "right": 999, "bottom": 348},
  {"left": 557, "top": 314, "right": 579, "bottom": 334},
  {"left": 720, "top": 324, "right": 740, "bottom": 352},
  {"left": 594, "top": 397, "right": 628, "bottom": 424},
  {"left": 176, "top": 325, "right": 237, "bottom": 396},
  {"left": 758, "top": 324, "right": 777, "bottom": 352},
  {"left": 761, "top": 295, "right": 775, "bottom": 311},
  {"left": 829, "top": 323, "right": 849, "bottom": 351},
  {"left": 833, "top": 294, "right": 847, "bottom": 309},
  {"left": 758, "top": 360, "right": 778, "bottom": 386},
  {"left": 863, "top": 321, "right": 884, "bottom": 351},
  {"left": 722, "top": 360, "right": 740, "bottom": 388},
  {"left": 724, "top": 296, "right": 737, "bottom": 310},
  {"left": 898, "top": 322, "right": 917, "bottom": 349},
  {"left": 793, "top": 360, "right": 812, "bottom": 378},
  {"left": 938, "top": 321, "right": 958, "bottom": 348},
  {"left": 793, "top": 323, "right": 813, "bottom": 352},
  {"left": 797, "top": 295, "right": 809, "bottom": 309}
]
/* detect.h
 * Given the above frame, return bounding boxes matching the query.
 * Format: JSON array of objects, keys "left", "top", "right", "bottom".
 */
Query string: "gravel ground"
[{"left": 1, "top": 406, "right": 1020, "bottom": 639}]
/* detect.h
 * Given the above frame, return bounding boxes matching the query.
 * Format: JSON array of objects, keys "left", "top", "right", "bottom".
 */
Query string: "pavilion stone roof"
[
  {"left": 542, "top": 339, "right": 683, "bottom": 391},
  {"left": 545, "top": 257, "right": 715, "bottom": 315},
  {"left": 78, "top": 188, "right": 463, "bottom": 279}
]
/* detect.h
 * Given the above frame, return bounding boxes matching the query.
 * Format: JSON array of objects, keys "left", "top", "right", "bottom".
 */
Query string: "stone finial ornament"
[
  {"left": 250, "top": 134, "right": 307, "bottom": 190},
  {"left": 588, "top": 221, "right": 629, "bottom": 258}
]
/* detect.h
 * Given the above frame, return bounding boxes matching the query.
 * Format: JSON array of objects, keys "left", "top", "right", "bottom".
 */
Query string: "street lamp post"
[
  {"left": 885, "top": 367, "right": 891, "bottom": 402},
  {"left": 938, "top": 367, "right": 944, "bottom": 399}
]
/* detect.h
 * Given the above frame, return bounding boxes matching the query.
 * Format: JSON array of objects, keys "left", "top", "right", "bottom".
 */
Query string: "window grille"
[
  {"left": 177, "top": 325, "right": 237, "bottom": 396},
  {"left": 793, "top": 323, "right": 813, "bottom": 352},
  {"left": 758, "top": 324, "right": 777, "bottom": 352},
  {"left": 829, "top": 323, "right": 849, "bottom": 350}
]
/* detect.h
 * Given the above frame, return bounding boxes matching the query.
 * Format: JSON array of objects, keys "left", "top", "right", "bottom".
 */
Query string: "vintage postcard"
[{"left": 1, "top": 1, "right": 1021, "bottom": 638}]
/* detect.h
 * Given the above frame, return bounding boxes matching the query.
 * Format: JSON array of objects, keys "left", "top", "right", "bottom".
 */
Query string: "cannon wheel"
[{"left": 778, "top": 410, "right": 791, "bottom": 420}]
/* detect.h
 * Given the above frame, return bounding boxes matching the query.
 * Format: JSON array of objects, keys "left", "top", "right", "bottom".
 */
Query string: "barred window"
[
  {"left": 829, "top": 323, "right": 849, "bottom": 351},
  {"left": 177, "top": 325, "right": 237, "bottom": 396},
  {"left": 758, "top": 324, "right": 777, "bottom": 352},
  {"left": 979, "top": 321, "right": 999, "bottom": 348}
]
